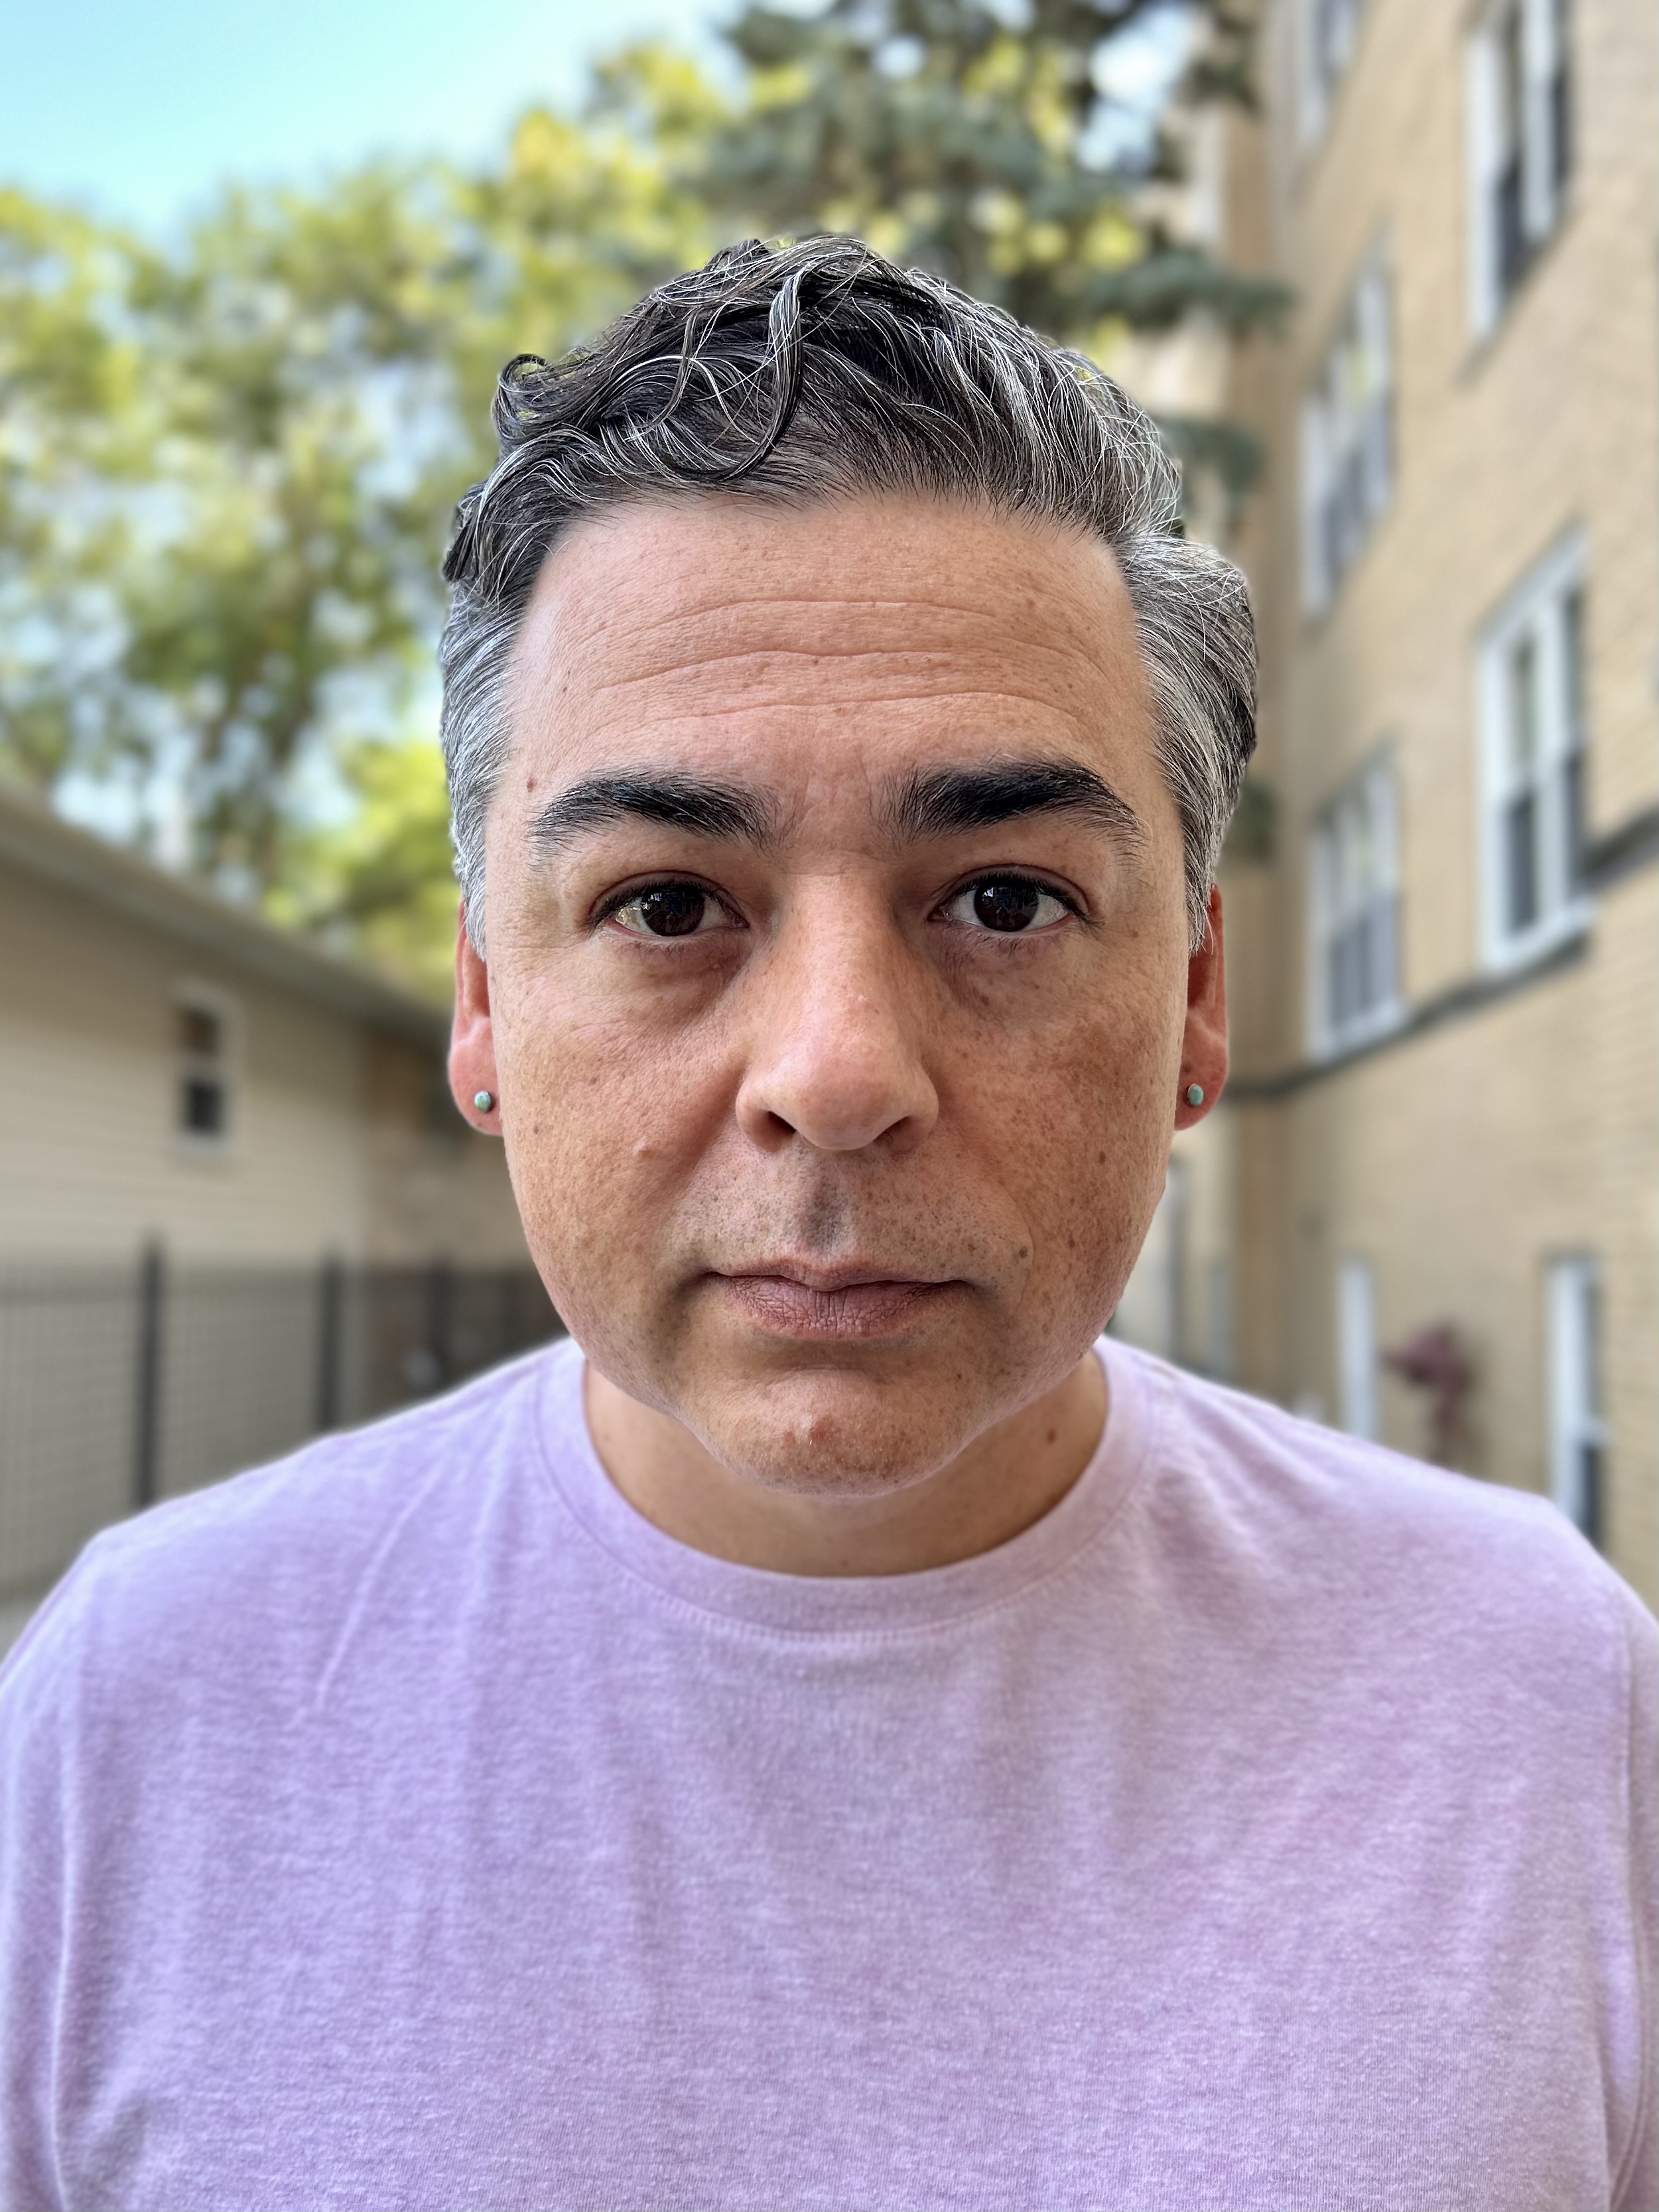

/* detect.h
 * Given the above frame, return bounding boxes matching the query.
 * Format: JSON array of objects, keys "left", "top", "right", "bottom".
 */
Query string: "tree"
[
  {"left": 266, "top": 732, "right": 462, "bottom": 1002},
  {"left": 702, "top": 0, "right": 1281, "bottom": 495},
  {"left": 0, "top": 90, "right": 716, "bottom": 931},
  {"left": 2, "top": 7, "right": 1277, "bottom": 996},
  {"left": 710, "top": 1, "right": 1272, "bottom": 325}
]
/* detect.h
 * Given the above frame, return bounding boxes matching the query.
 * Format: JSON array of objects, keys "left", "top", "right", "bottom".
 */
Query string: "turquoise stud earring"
[
  {"left": 1185, "top": 1083, "right": 1205, "bottom": 1108},
  {"left": 473, "top": 1090, "right": 496, "bottom": 1114}
]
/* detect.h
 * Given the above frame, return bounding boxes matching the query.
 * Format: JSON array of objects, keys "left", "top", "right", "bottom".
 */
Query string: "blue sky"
[
  {"left": 0, "top": 0, "right": 723, "bottom": 229},
  {"left": 3, "top": 0, "right": 1188, "bottom": 231}
]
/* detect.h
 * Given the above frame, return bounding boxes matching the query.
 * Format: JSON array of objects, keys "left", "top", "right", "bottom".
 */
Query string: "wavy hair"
[{"left": 440, "top": 236, "right": 1256, "bottom": 950}]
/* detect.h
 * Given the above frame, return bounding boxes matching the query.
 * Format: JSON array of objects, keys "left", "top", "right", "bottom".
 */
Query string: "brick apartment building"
[{"left": 1158, "top": 0, "right": 1657, "bottom": 1607}]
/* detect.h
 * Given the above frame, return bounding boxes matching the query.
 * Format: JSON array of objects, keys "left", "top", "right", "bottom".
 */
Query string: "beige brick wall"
[{"left": 1217, "top": 0, "right": 1657, "bottom": 1605}]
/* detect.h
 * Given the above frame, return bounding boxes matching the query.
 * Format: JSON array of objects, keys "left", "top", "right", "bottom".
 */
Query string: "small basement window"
[{"left": 175, "top": 988, "right": 235, "bottom": 1143}]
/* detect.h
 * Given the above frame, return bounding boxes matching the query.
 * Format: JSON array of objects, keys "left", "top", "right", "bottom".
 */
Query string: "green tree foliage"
[
  {"left": 267, "top": 733, "right": 462, "bottom": 1002},
  {"left": 1, "top": 7, "right": 1273, "bottom": 998},
  {"left": 707, "top": 0, "right": 1276, "bottom": 340},
  {"left": 700, "top": 0, "right": 1282, "bottom": 525},
  {"left": 0, "top": 91, "right": 717, "bottom": 980}
]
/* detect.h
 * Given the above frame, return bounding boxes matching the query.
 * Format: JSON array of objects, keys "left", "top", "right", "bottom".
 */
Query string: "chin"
[{"left": 684, "top": 1364, "right": 996, "bottom": 1498}]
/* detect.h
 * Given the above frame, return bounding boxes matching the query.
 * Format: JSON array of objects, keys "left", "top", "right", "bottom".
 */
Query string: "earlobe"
[
  {"left": 1176, "top": 885, "right": 1228, "bottom": 1128},
  {"left": 448, "top": 903, "right": 501, "bottom": 1129}
]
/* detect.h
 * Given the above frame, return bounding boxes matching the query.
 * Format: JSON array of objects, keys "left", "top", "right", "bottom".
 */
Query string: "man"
[{"left": 1, "top": 239, "right": 1652, "bottom": 2211}]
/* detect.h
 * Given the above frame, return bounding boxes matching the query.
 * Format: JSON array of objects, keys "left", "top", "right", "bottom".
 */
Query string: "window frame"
[
  {"left": 1299, "top": 246, "right": 1393, "bottom": 616},
  {"left": 172, "top": 980, "right": 240, "bottom": 1153},
  {"left": 1466, "top": 0, "right": 1572, "bottom": 336},
  {"left": 1336, "top": 1255, "right": 1379, "bottom": 1440},
  {"left": 1306, "top": 749, "right": 1403, "bottom": 1060},
  {"left": 1475, "top": 531, "right": 1590, "bottom": 973},
  {"left": 1296, "top": 0, "right": 1368, "bottom": 147},
  {"left": 1546, "top": 1254, "right": 1603, "bottom": 1543}
]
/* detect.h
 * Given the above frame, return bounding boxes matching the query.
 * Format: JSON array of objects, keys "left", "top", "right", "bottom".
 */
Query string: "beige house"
[
  {"left": 1148, "top": 0, "right": 1656, "bottom": 1607},
  {"left": 0, "top": 781, "right": 525, "bottom": 1269},
  {"left": 0, "top": 783, "right": 539, "bottom": 1622}
]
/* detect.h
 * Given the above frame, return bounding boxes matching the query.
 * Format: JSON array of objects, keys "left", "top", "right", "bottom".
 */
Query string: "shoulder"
[
  {"left": 1108, "top": 1344, "right": 1658, "bottom": 2210},
  {"left": 0, "top": 1338, "right": 580, "bottom": 1732},
  {"left": 1106, "top": 1338, "right": 1655, "bottom": 1703}
]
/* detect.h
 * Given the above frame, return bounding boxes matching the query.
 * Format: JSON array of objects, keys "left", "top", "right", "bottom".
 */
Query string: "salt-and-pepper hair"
[{"left": 440, "top": 236, "right": 1256, "bottom": 952}]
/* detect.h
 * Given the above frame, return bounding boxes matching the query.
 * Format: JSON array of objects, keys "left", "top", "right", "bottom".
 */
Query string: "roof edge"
[{"left": 0, "top": 782, "right": 452, "bottom": 1053}]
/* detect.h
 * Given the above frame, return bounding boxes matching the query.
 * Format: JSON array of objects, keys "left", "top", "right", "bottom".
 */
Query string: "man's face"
[{"left": 453, "top": 495, "right": 1225, "bottom": 1494}]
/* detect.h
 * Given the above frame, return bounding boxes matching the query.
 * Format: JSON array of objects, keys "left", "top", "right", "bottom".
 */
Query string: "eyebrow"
[
  {"left": 529, "top": 772, "right": 781, "bottom": 852},
  {"left": 884, "top": 756, "right": 1143, "bottom": 846},
  {"left": 525, "top": 753, "right": 1142, "bottom": 857}
]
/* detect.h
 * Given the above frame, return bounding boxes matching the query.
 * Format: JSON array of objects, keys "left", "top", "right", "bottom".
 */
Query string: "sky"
[
  {"left": 3, "top": 0, "right": 1190, "bottom": 231},
  {"left": 0, "top": 0, "right": 724, "bottom": 229}
]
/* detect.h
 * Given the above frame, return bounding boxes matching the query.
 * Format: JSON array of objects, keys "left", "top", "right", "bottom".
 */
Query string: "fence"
[{"left": 0, "top": 1251, "right": 565, "bottom": 1607}]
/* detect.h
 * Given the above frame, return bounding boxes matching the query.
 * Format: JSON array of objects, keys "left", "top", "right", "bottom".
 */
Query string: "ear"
[
  {"left": 1174, "top": 884, "right": 1228, "bottom": 1130},
  {"left": 448, "top": 903, "right": 500, "bottom": 1132}
]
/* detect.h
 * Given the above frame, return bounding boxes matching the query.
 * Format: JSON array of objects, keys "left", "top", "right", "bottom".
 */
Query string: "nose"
[{"left": 734, "top": 901, "right": 939, "bottom": 1155}]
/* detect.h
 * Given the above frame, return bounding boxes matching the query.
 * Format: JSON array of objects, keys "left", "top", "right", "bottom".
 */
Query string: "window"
[
  {"left": 175, "top": 986, "right": 235, "bottom": 1143},
  {"left": 1477, "top": 537, "right": 1587, "bottom": 967},
  {"left": 1300, "top": 252, "right": 1392, "bottom": 613},
  {"left": 1297, "top": 0, "right": 1367, "bottom": 143},
  {"left": 1547, "top": 1256, "right": 1603, "bottom": 1541},
  {"left": 1336, "top": 1257, "right": 1378, "bottom": 1440},
  {"left": 1467, "top": 0, "right": 1571, "bottom": 334},
  {"left": 1307, "top": 755, "right": 1400, "bottom": 1055}
]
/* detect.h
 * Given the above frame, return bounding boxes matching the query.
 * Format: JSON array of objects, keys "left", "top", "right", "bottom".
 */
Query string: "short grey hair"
[{"left": 440, "top": 236, "right": 1256, "bottom": 952}]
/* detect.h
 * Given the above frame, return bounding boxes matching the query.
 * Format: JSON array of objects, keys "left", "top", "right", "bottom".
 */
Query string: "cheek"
[
  {"left": 985, "top": 981, "right": 1183, "bottom": 1313},
  {"left": 492, "top": 968, "right": 730, "bottom": 1275}
]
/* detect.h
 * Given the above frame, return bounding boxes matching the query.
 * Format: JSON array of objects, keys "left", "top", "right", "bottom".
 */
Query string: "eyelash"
[
  {"left": 592, "top": 872, "right": 1084, "bottom": 937},
  {"left": 592, "top": 878, "right": 736, "bottom": 927},
  {"left": 941, "top": 872, "right": 1082, "bottom": 927}
]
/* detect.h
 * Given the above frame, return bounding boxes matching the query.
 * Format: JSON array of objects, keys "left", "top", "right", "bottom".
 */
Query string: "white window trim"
[
  {"left": 1299, "top": 396, "right": 1331, "bottom": 614},
  {"left": 1546, "top": 1254, "right": 1603, "bottom": 1538},
  {"left": 1475, "top": 529, "right": 1591, "bottom": 974},
  {"left": 172, "top": 979, "right": 241, "bottom": 1155},
  {"left": 1465, "top": 0, "right": 1570, "bottom": 339},
  {"left": 1465, "top": 18, "right": 1502, "bottom": 336},
  {"left": 1299, "top": 244, "right": 1393, "bottom": 617},
  {"left": 1337, "top": 1256, "right": 1379, "bottom": 1441},
  {"left": 1296, "top": 0, "right": 1329, "bottom": 147},
  {"left": 1296, "top": 0, "right": 1368, "bottom": 149},
  {"left": 1307, "top": 751, "right": 1404, "bottom": 1061}
]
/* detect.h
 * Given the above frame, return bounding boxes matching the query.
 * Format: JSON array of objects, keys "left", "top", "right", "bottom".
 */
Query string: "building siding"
[{"left": 1217, "top": 0, "right": 1656, "bottom": 1604}]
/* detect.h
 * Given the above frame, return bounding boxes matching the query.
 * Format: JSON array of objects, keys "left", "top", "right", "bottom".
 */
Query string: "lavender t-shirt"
[{"left": 1, "top": 1336, "right": 1653, "bottom": 2211}]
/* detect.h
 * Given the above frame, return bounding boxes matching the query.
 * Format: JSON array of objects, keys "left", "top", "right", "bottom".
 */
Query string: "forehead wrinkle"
[
  {"left": 551, "top": 583, "right": 1093, "bottom": 640},
  {"left": 548, "top": 591, "right": 1114, "bottom": 684},
  {"left": 575, "top": 639, "right": 1116, "bottom": 712},
  {"left": 568, "top": 686, "right": 1124, "bottom": 734}
]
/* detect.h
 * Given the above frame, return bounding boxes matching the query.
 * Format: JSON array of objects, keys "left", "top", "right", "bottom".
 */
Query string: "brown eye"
[
  {"left": 946, "top": 877, "right": 1071, "bottom": 933},
  {"left": 608, "top": 882, "right": 728, "bottom": 938}
]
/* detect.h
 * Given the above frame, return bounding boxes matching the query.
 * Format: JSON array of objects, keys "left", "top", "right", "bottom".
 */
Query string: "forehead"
[{"left": 506, "top": 494, "right": 1158, "bottom": 799}]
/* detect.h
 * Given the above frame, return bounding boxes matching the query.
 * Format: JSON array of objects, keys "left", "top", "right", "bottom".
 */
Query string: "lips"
[{"left": 712, "top": 1268, "right": 959, "bottom": 1340}]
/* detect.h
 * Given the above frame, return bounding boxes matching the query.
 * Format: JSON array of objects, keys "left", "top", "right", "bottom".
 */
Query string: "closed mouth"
[{"left": 710, "top": 1268, "right": 961, "bottom": 1340}]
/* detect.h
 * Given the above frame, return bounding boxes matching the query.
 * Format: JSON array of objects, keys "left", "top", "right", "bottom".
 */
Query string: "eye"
[
  {"left": 605, "top": 881, "right": 733, "bottom": 939},
  {"left": 943, "top": 876, "right": 1075, "bottom": 934}
]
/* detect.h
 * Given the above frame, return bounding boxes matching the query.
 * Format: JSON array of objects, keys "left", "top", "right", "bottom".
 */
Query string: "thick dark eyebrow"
[
  {"left": 529, "top": 772, "right": 780, "bottom": 852},
  {"left": 883, "top": 755, "right": 1143, "bottom": 846}
]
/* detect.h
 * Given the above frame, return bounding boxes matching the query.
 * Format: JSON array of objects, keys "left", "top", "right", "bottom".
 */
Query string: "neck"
[{"left": 583, "top": 1350, "right": 1107, "bottom": 1577}]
